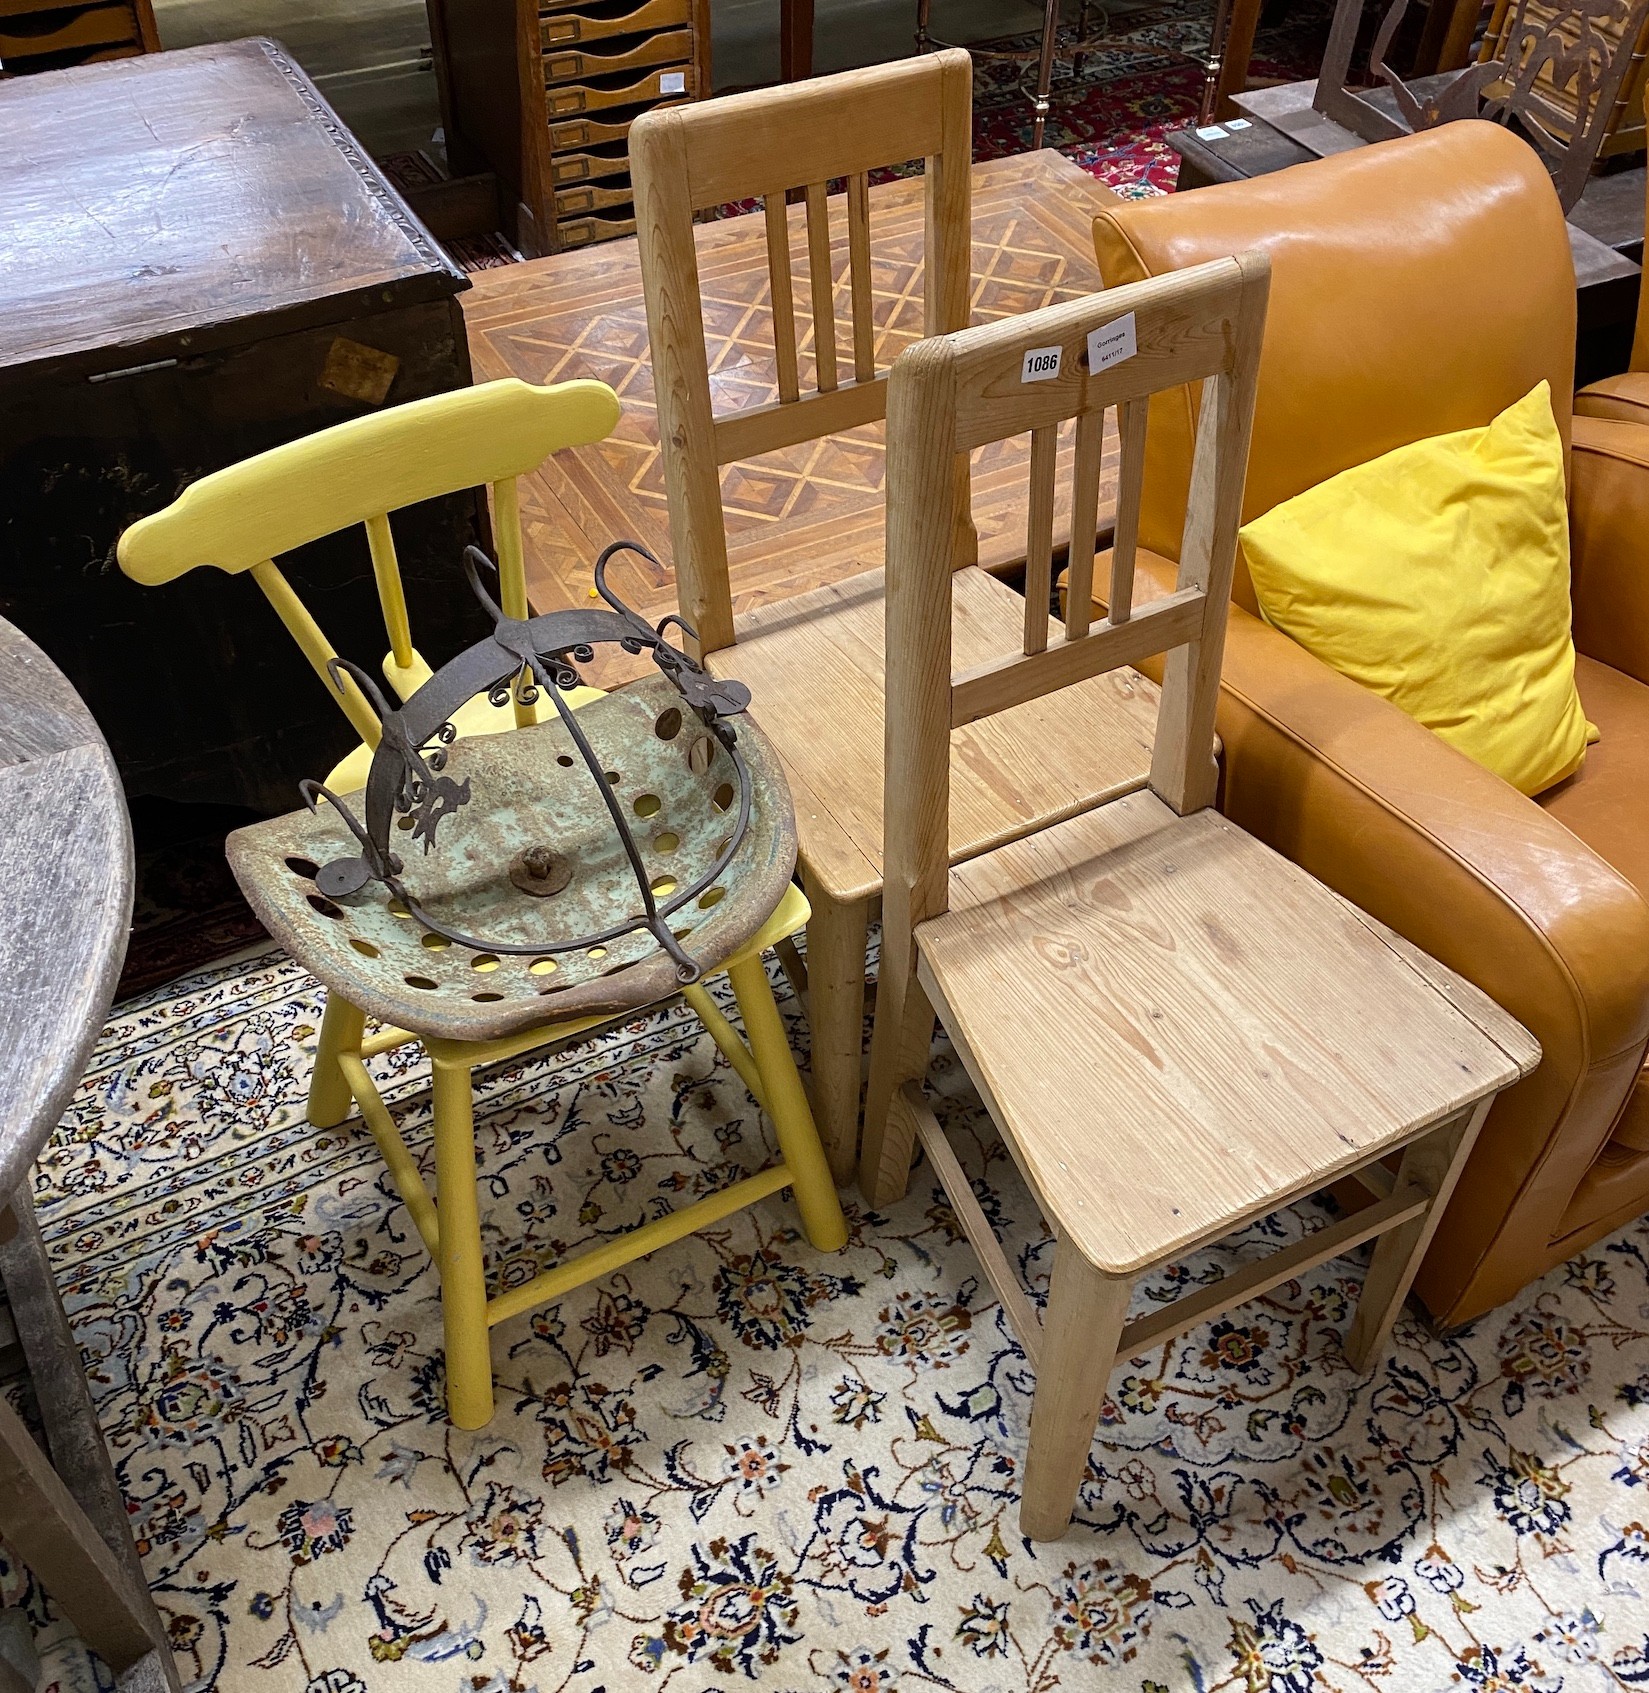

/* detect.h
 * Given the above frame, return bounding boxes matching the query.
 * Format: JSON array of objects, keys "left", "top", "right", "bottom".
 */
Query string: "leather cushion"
[{"left": 1574, "top": 370, "right": 1649, "bottom": 427}]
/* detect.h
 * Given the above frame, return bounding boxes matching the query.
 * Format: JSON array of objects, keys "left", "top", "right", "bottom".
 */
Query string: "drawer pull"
[
  {"left": 554, "top": 176, "right": 632, "bottom": 215},
  {"left": 547, "top": 98, "right": 684, "bottom": 150},
  {"left": 556, "top": 208, "right": 637, "bottom": 247},
  {"left": 545, "top": 60, "right": 694, "bottom": 114},
  {"left": 549, "top": 144, "right": 630, "bottom": 184}
]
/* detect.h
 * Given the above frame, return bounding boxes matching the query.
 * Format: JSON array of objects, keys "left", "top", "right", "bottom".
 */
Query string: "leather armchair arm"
[
  {"left": 1123, "top": 548, "right": 1649, "bottom": 1324},
  {"left": 1570, "top": 414, "right": 1649, "bottom": 688}
]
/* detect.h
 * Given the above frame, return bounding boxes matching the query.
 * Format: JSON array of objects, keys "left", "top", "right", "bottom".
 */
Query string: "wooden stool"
[
  {"left": 631, "top": 53, "right": 1163, "bottom": 1183},
  {"left": 858, "top": 255, "right": 1540, "bottom": 1541}
]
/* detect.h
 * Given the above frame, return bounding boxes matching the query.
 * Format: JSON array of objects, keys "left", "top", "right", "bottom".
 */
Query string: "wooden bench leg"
[
  {"left": 0, "top": 1198, "right": 182, "bottom": 1690},
  {"left": 430, "top": 1057, "right": 496, "bottom": 1429},
  {"left": 801, "top": 879, "right": 869, "bottom": 1185},
  {"left": 0, "top": 1395, "right": 161, "bottom": 1676},
  {"left": 1020, "top": 1240, "right": 1133, "bottom": 1542},
  {"left": 1211, "top": 0, "right": 1262, "bottom": 119},
  {"left": 1344, "top": 1096, "right": 1493, "bottom": 1372}
]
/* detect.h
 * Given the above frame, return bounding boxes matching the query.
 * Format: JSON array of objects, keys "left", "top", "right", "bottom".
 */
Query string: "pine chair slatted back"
[
  {"left": 630, "top": 49, "right": 977, "bottom": 658},
  {"left": 885, "top": 252, "right": 1269, "bottom": 920},
  {"left": 116, "top": 378, "right": 621, "bottom": 748},
  {"left": 864, "top": 251, "right": 1270, "bottom": 1127}
]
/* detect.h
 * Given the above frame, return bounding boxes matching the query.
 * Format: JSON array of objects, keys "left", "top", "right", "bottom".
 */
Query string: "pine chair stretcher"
[{"left": 858, "top": 254, "right": 1540, "bottom": 1540}]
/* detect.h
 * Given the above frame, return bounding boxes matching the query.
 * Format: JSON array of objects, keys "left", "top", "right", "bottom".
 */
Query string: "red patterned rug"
[
  {"left": 980, "top": 55, "right": 1218, "bottom": 197},
  {"left": 968, "top": 0, "right": 1334, "bottom": 194}
]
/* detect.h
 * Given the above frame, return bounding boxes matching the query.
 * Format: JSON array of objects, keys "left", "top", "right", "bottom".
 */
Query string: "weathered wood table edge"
[
  {"left": 0, "top": 617, "right": 180, "bottom": 1691},
  {"left": 0, "top": 36, "right": 485, "bottom": 815},
  {"left": 0, "top": 37, "right": 470, "bottom": 382}
]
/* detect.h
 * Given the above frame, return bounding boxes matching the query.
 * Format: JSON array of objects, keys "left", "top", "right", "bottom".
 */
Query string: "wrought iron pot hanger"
[{"left": 302, "top": 541, "right": 754, "bottom": 986}]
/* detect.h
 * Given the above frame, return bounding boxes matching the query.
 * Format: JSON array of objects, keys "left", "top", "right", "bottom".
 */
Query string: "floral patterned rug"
[{"left": 32, "top": 944, "right": 1649, "bottom": 1693}]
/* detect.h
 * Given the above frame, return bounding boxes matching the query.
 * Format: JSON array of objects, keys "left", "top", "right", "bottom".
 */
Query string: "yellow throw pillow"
[{"left": 1238, "top": 382, "right": 1595, "bottom": 797}]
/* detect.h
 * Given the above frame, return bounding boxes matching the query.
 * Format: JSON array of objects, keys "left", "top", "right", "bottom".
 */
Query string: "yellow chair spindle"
[
  {"left": 249, "top": 560, "right": 383, "bottom": 749},
  {"left": 431, "top": 1056, "right": 495, "bottom": 1427},
  {"left": 364, "top": 512, "right": 415, "bottom": 671},
  {"left": 491, "top": 476, "right": 538, "bottom": 729}
]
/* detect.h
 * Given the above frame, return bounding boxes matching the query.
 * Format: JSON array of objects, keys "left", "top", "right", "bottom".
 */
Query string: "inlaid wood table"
[{"left": 464, "top": 148, "right": 1122, "bottom": 686}]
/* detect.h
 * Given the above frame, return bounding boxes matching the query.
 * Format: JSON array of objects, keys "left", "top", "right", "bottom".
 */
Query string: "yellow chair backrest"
[{"left": 117, "top": 377, "right": 621, "bottom": 750}]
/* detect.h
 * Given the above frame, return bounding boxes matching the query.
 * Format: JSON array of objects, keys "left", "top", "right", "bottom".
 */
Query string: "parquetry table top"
[{"left": 464, "top": 150, "right": 1121, "bottom": 684}]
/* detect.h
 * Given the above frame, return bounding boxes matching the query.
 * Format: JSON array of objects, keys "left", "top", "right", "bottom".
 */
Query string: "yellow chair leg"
[
  {"left": 727, "top": 955, "right": 849, "bottom": 1252},
  {"left": 308, "top": 993, "right": 365, "bottom": 1129},
  {"left": 431, "top": 1058, "right": 496, "bottom": 1429}
]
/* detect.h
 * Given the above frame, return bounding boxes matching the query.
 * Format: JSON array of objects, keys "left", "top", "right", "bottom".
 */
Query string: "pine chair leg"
[
  {"left": 1343, "top": 1096, "right": 1492, "bottom": 1372},
  {"left": 857, "top": 961, "right": 937, "bottom": 1210},
  {"left": 727, "top": 954, "right": 848, "bottom": 1252},
  {"left": 308, "top": 992, "right": 365, "bottom": 1129},
  {"left": 1020, "top": 1240, "right": 1133, "bottom": 1542},
  {"left": 430, "top": 1057, "right": 495, "bottom": 1428},
  {"left": 802, "top": 880, "right": 870, "bottom": 1185}
]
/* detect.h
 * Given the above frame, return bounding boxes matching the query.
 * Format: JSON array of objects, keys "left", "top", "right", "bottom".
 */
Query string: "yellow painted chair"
[{"left": 117, "top": 378, "right": 847, "bottom": 1428}]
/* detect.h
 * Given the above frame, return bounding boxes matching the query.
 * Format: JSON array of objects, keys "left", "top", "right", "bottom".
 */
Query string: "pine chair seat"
[
  {"left": 914, "top": 793, "right": 1538, "bottom": 1279},
  {"left": 709, "top": 563, "right": 1160, "bottom": 902}
]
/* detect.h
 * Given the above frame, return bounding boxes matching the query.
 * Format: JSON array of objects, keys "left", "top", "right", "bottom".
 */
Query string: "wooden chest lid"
[{"left": 0, "top": 37, "right": 465, "bottom": 377}]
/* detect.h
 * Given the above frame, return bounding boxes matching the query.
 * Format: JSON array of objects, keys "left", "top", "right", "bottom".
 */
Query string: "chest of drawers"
[
  {"left": 433, "top": 0, "right": 709, "bottom": 254},
  {"left": 0, "top": 0, "right": 156, "bottom": 78}
]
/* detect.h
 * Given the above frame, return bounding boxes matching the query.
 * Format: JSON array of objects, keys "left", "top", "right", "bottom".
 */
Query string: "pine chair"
[
  {"left": 630, "top": 51, "right": 1163, "bottom": 1182},
  {"left": 117, "top": 378, "right": 847, "bottom": 1429},
  {"left": 857, "top": 256, "right": 1540, "bottom": 1541}
]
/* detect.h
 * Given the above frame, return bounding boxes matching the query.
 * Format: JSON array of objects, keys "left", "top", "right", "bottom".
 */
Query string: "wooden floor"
[{"left": 463, "top": 149, "right": 1121, "bottom": 683}]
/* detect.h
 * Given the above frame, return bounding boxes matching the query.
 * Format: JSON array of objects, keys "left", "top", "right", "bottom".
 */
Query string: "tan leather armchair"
[{"left": 1091, "top": 121, "right": 1649, "bottom": 1330}]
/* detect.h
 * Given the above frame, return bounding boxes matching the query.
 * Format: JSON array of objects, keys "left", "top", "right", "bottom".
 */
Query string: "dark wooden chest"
[{"left": 0, "top": 37, "right": 490, "bottom": 814}]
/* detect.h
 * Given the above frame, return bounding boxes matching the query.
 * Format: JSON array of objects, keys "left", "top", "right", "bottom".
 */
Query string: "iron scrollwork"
[{"left": 303, "top": 541, "right": 755, "bottom": 985}]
